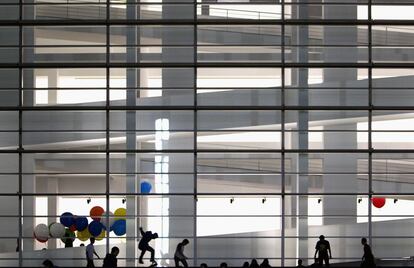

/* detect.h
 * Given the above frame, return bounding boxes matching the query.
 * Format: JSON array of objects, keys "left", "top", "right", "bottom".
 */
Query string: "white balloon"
[
  {"left": 101, "top": 211, "right": 115, "bottom": 229},
  {"left": 49, "top": 222, "right": 65, "bottom": 238},
  {"left": 34, "top": 224, "right": 49, "bottom": 242}
]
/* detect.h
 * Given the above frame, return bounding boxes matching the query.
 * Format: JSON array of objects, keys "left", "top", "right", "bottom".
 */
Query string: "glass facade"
[{"left": 0, "top": 0, "right": 414, "bottom": 267}]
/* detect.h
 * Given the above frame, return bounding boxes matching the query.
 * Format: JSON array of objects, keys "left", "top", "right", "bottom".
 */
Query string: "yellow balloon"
[
  {"left": 114, "top": 208, "right": 126, "bottom": 220},
  {"left": 77, "top": 228, "right": 91, "bottom": 242},
  {"left": 96, "top": 230, "right": 106, "bottom": 241}
]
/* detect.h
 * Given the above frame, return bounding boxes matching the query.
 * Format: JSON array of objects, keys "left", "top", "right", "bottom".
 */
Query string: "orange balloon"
[{"left": 90, "top": 206, "right": 105, "bottom": 221}]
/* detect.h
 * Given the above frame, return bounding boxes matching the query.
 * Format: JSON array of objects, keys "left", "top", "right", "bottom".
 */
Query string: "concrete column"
[
  {"left": 125, "top": 1, "right": 140, "bottom": 266},
  {"left": 323, "top": 1, "right": 358, "bottom": 85},
  {"left": 23, "top": 0, "right": 35, "bottom": 106},
  {"left": 22, "top": 156, "right": 35, "bottom": 254},
  {"left": 161, "top": 0, "right": 195, "bottom": 265},
  {"left": 291, "top": 0, "right": 309, "bottom": 264},
  {"left": 47, "top": 70, "right": 58, "bottom": 105},
  {"left": 47, "top": 178, "right": 58, "bottom": 249},
  {"left": 321, "top": 1, "right": 358, "bottom": 226},
  {"left": 322, "top": 124, "right": 358, "bottom": 224}
]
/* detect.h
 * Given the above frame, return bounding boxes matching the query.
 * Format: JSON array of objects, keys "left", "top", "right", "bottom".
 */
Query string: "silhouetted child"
[
  {"left": 250, "top": 259, "right": 259, "bottom": 268},
  {"left": 174, "top": 239, "right": 189, "bottom": 267},
  {"left": 297, "top": 259, "right": 305, "bottom": 267},
  {"left": 42, "top": 259, "right": 58, "bottom": 268},
  {"left": 86, "top": 237, "right": 100, "bottom": 268},
  {"left": 220, "top": 263, "right": 228, "bottom": 268},
  {"left": 314, "top": 235, "right": 332, "bottom": 267},
  {"left": 138, "top": 227, "right": 158, "bottom": 265},
  {"left": 63, "top": 232, "right": 74, "bottom": 248},
  {"left": 242, "top": 261, "right": 250, "bottom": 268},
  {"left": 200, "top": 263, "right": 208, "bottom": 268},
  {"left": 259, "top": 258, "right": 271, "bottom": 268},
  {"left": 361, "top": 238, "right": 376, "bottom": 268},
  {"left": 103, "top": 246, "right": 120, "bottom": 268}
]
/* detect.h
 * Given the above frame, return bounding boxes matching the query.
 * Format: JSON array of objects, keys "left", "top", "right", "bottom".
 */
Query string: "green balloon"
[{"left": 61, "top": 228, "right": 75, "bottom": 243}]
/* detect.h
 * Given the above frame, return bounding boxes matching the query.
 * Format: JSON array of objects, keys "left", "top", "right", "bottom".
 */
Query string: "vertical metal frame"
[
  {"left": 368, "top": 0, "right": 373, "bottom": 248},
  {"left": 193, "top": 0, "right": 198, "bottom": 265},
  {"left": 280, "top": 0, "right": 286, "bottom": 266},
  {"left": 18, "top": 0, "right": 23, "bottom": 266},
  {"left": 105, "top": 0, "right": 111, "bottom": 255}
]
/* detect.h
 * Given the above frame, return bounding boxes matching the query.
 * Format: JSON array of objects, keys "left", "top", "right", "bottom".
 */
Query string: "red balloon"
[
  {"left": 69, "top": 224, "right": 77, "bottom": 232},
  {"left": 372, "top": 197, "right": 386, "bottom": 208},
  {"left": 33, "top": 232, "right": 47, "bottom": 243},
  {"left": 90, "top": 206, "right": 105, "bottom": 221}
]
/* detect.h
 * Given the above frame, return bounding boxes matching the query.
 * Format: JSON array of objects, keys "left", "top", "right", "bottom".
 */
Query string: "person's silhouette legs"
[
  {"left": 181, "top": 258, "right": 188, "bottom": 267},
  {"left": 148, "top": 246, "right": 155, "bottom": 262},
  {"left": 318, "top": 255, "right": 329, "bottom": 267},
  {"left": 174, "top": 256, "right": 188, "bottom": 267},
  {"left": 138, "top": 248, "right": 147, "bottom": 264}
]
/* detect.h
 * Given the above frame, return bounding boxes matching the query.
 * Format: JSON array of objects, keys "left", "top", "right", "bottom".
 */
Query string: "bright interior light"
[
  {"left": 357, "top": 198, "right": 414, "bottom": 223},
  {"left": 197, "top": 197, "right": 281, "bottom": 236},
  {"left": 308, "top": 197, "right": 323, "bottom": 226}
]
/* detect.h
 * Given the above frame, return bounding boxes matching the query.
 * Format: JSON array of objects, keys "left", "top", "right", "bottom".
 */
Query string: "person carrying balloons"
[
  {"left": 86, "top": 237, "right": 100, "bottom": 268},
  {"left": 138, "top": 227, "right": 158, "bottom": 265}
]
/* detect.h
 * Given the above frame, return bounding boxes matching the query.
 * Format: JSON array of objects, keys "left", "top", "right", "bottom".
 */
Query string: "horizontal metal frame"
[
  {"left": 1, "top": 61, "right": 414, "bottom": 68},
  {"left": 0, "top": 214, "right": 408, "bottom": 219},
  {"left": 0, "top": 1, "right": 412, "bottom": 5},
  {"left": 0, "top": 105, "right": 414, "bottom": 110},
  {"left": 0, "top": 192, "right": 412, "bottom": 195},
  {"left": 0, "top": 148, "right": 413, "bottom": 153},
  {"left": 1, "top": 1, "right": 414, "bottom": 5},
  {"left": 0, "top": 1, "right": 414, "bottom": 7},
  {"left": 5, "top": 44, "right": 414, "bottom": 48},
  {"left": 1, "top": 19, "right": 414, "bottom": 26}
]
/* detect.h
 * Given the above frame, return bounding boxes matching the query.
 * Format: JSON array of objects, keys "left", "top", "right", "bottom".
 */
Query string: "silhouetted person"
[
  {"left": 361, "top": 238, "right": 376, "bottom": 268},
  {"left": 250, "top": 259, "right": 259, "bottom": 268},
  {"left": 200, "top": 263, "right": 208, "bottom": 268},
  {"left": 64, "top": 232, "right": 74, "bottom": 248},
  {"left": 43, "top": 259, "right": 57, "bottom": 268},
  {"left": 297, "top": 259, "right": 305, "bottom": 268},
  {"left": 174, "top": 239, "right": 189, "bottom": 267},
  {"left": 103, "top": 246, "right": 120, "bottom": 268},
  {"left": 314, "top": 235, "right": 332, "bottom": 267},
  {"left": 86, "top": 237, "right": 100, "bottom": 268},
  {"left": 80, "top": 243, "right": 85, "bottom": 247},
  {"left": 138, "top": 227, "right": 158, "bottom": 265},
  {"left": 242, "top": 261, "right": 250, "bottom": 268},
  {"left": 220, "top": 263, "right": 228, "bottom": 268},
  {"left": 260, "top": 258, "right": 271, "bottom": 268}
]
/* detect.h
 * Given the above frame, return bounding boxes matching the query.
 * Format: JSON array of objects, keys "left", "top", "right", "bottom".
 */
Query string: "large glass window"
[{"left": 0, "top": 0, "right": 413, "bottom": 267}]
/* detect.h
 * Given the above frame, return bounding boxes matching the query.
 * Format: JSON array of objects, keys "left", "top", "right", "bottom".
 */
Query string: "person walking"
[
  {"left": 86, "top": 237, "right": 100, "bottom": 268},
  {"left": 103, "top": 246, "right": 120, "bottom": 268},
  {"left": 361, "top": 237, "right": 376, "bottom": 268},
  {"left": 174, "top": 239, "right": 190, "bottom": 267}
]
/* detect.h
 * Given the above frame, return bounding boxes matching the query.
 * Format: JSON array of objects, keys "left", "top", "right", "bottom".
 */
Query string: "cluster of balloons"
[{"left": 34, "top": 206, "right": 127, "bottom": 243}]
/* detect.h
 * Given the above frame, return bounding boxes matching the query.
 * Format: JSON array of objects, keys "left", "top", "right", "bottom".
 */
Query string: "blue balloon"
[
  {"left": 60, "top": 212, "right": 74, "bottom": 227},
  {"left": 75, "top": 216, "right": 88, "bottom": 231},
  {"left": 140, "top": 181, "right": 152, "bottom": 194},
  {"left": 88, "top": 221, "right": 103, "bottom": 237},
  {"left": 112, "top": 220, "right": 126, "bottom": 236}
]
